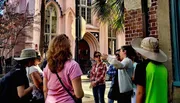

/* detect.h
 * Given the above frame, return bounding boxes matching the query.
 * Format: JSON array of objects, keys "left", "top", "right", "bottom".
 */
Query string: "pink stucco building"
[{"left": 7, "top": 0, "right": 125, "bottom": 72}]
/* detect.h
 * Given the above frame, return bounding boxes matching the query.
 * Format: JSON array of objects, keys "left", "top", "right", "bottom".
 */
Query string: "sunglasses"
[
  {"left": 115, "top": 54, "right": 120, "bottom": 57},
  {"left": 94, "top": 55, "right": 101, "bottom": 58}
]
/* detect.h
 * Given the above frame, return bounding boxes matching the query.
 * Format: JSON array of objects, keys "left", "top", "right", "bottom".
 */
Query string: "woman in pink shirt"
[{"left": 43, "top": 34, "right": 84, "bottom": 103}]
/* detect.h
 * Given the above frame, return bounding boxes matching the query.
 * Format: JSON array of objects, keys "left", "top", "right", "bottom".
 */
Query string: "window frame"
[
  {"left": 79, "top": 0, "right": 92, "bottom": 24},
  {"left": 108, "top": 26, "right": 117, "bottom": 55},
  {"left": 45, "top": 4, "right": 57, "bottom": 45}
]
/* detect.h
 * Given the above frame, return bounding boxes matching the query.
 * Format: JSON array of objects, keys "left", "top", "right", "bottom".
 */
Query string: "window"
[
  {"left": 171, "top": 0, "right": 180, "bottom": 86},
  {"left": 91, "top": 32, "right": 99, "bottom": 41},
  {"left": 45, "top": 4, "right": 57, "bottom": 45},
  {"left": 79, "top": 0, "right": 92, "bottom": 24},
  {"left": 108, "top": 26, "right": 116, "bottom": 55}
]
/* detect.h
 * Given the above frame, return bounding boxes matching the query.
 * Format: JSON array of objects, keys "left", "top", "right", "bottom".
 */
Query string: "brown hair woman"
[
  {"left": 90, "top": 51, "right": 107, "bottom": 103},
  {"left": 43, "top": 34, "right": 84, "bottom": 103}
]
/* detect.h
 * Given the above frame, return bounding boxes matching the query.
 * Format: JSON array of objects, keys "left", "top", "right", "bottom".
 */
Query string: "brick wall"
[
  {"left": 124, "top": 0, "right": 158, "bottom": 44},
  {"left": 149, "top": 0, "right": 158, "bottom": 37},
  {"left": 124, "top": 9, "right": 143, "bottom": 44}
]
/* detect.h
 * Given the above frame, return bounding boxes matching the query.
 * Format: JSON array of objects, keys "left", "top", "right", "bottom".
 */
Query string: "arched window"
[{"left": 45, "top": 4, "right": 57, "bottom": 45}]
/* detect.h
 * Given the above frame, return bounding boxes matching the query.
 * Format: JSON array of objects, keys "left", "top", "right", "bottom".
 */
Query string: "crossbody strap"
[{"left": 55, "top": 72, "right": 76, "bottom": 102}]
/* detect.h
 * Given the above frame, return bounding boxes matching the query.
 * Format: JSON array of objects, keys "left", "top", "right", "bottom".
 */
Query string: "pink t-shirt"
[{"left": 43, "top": 60, "right": 83, "bottom": 103}]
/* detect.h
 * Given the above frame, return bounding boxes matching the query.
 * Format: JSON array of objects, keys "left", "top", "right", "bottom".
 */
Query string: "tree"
[
  {"left": 0, "top": 1, "right": 33, "bottom": 73},
  {"left": 0, "top": 0, "right": 6, "bottom": 15},
  {"left": 93, "top": 0, "right": 124, "bottom": 30}
]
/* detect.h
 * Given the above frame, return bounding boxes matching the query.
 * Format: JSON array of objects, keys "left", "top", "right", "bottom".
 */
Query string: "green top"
[{"left": 145, "top": 62, "right": 168, "bottom": 103}]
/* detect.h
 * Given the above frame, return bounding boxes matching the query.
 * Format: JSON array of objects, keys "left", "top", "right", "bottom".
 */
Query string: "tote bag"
[
  {"left": 108, "top": 70, "right": 121, "bottom": 100},
  {"left": 118, "top": 69, "right": 133, "bottom": 93}
]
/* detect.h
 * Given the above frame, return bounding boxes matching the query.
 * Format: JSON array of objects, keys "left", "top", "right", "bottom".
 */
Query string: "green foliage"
[{"left": 92, "top": 0, "right": 124, "bottom": 30}]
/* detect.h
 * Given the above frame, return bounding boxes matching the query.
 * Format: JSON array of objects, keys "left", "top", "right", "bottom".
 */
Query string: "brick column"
[{"left": 124, "top": 0, "right": 158, "bottom": 44}]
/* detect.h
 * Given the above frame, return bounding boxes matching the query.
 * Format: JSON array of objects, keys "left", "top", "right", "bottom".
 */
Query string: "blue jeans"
[
  {"left": 92, "top": 84, "right": 105, "bottom": 103},
  {"left": 108, "top": 99, "right": 114, "bottom": 103}
]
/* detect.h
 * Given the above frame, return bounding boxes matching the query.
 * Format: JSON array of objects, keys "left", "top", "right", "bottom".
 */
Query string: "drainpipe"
[
  {"left": 141, "top": 0, "right": 149, "bottom": 37},
  {"left": 40, "top": 0, "right": 45, "bottom": 57},
  {"left": 75, "top": 0, "right": 81, "bottom": 62}
]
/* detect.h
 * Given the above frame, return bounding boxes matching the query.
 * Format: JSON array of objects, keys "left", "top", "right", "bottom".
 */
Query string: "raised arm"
[{"left": 107, "top": 56, "right": 124, "bottom": 69}]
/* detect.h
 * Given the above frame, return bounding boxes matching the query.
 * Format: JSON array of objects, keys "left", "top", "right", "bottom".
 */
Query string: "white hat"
[
  {"left": 14, "top": 48, "right": 38, "bottom": 61},
  {"left": 131, "top": 37, "right": 167, "bottom": 62}
]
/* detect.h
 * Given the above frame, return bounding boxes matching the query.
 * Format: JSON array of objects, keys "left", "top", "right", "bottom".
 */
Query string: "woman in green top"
[{"left": 131, "top": 37, "right": 168, "bottom": 103}]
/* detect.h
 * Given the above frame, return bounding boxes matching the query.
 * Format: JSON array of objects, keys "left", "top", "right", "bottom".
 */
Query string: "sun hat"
[
  {"left": 14, "top": 48, "right": 38, "bottom": 61},
  {"left": 131, "top": 37, "right": 167, "bottom": 62}
]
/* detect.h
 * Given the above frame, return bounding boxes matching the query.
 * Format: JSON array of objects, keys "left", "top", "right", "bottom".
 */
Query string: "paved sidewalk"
[{"left": 81, "top": 74, "right": 111, "bottom": 103}]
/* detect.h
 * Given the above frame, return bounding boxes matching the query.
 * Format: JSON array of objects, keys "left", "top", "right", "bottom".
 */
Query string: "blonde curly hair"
[{"left": 47, "top": 34, "right": 72, "bottom": 73}]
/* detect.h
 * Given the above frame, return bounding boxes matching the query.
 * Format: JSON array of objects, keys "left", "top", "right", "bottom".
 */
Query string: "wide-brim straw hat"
[
  {"left": 131, "top": 37, "right": 167, "bottom": 63},
  {"left": 14, "top": 48, "right": 38, "bottom": 61}
]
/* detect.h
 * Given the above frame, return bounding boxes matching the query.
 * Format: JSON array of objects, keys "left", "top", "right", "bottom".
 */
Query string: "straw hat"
[
  {"left": 131, "top": 37, "right": 167, "bottom": 62},
  {"left": 14, "top": 48, "right": 38, "bottom": 61}
]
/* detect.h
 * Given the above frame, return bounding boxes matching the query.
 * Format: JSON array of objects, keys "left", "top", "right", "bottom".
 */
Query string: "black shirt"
[
  {"left": 0, "top": 64, "right": 31, "bottom": 103},
  {"left": 134, "top": 60, "right": 150, "bottom": 87}
]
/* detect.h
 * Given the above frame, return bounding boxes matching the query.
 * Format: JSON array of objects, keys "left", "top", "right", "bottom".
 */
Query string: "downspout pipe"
[
  {"left": 75, "top": 0, "right": 81, "bottom": 62},
  {"left": 141, "top": 0, "right": 149, "bottom": 37}
]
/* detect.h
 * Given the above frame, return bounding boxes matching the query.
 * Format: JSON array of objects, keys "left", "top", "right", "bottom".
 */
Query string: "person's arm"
[
  {"left": 106, "top": 65, "right": 116, "bottom": 76},
  {"left": 90, "top": 66, "right": 95, "bottom": 82},
  {"left": 134, "top": 63, "right": 146, "bottom": 103},
  {"left": 136, "top": 85, "right": 145, "bottom": 103},
  {"left": 90, "top": 66, "right": 96, "bottom": 87},
  {"left": 43, "top": 77, "right": 48, "bottom": 100},
  {"left": 71, "top": 76, "right": 84, "bottom": 99},
  {"left": 17, "top": 85, "right": 34, "bottom": 98},
  {"left": 30, "top": 71, "right": 43, "bottom": 90},
  {"left": 106, "top": 55, "right": 124, "bottom": 69},
  {"left": 95, "top": 63, "right": 107, "bottom": 84}
]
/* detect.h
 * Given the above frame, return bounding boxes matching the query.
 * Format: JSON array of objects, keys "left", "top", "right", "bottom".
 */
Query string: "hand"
[
  {"left": 29, "top": 83, "right": 34, "bottom": 87},
  {"left": 90, "top": 81, "right": 96, "bottom": 87},
  {"left": 101, "top": 54, "right": 108, "bottom": 60},
  {"left": 29, "top": 83, "right": 36, "bottom": 90}
]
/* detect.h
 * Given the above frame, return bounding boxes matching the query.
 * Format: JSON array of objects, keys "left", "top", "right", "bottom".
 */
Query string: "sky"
[{"left": 0, "top": 0, "right": 6, "bottom": 15}]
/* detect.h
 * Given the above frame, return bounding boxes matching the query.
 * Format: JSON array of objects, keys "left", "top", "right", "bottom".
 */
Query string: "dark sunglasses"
[
  {"left": 115, "top": 54, "right": 120, "bottom": 57},
  {"left": 94, "top": 55, "right": 101, "bottom": 58}
]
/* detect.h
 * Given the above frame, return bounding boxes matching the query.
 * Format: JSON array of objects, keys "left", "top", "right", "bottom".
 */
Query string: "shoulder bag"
[
  {"left": 108, "top": 69, "right": 133, "bottom": 100},
  {"left": 55, "top": 72, "right": 82, "bottom": 103},
  {"left": 108, "top": 70, "right": 121, "bottom": 100},
  {"left": 118, "top": 69, "right": 133, "bottom": 93}
]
